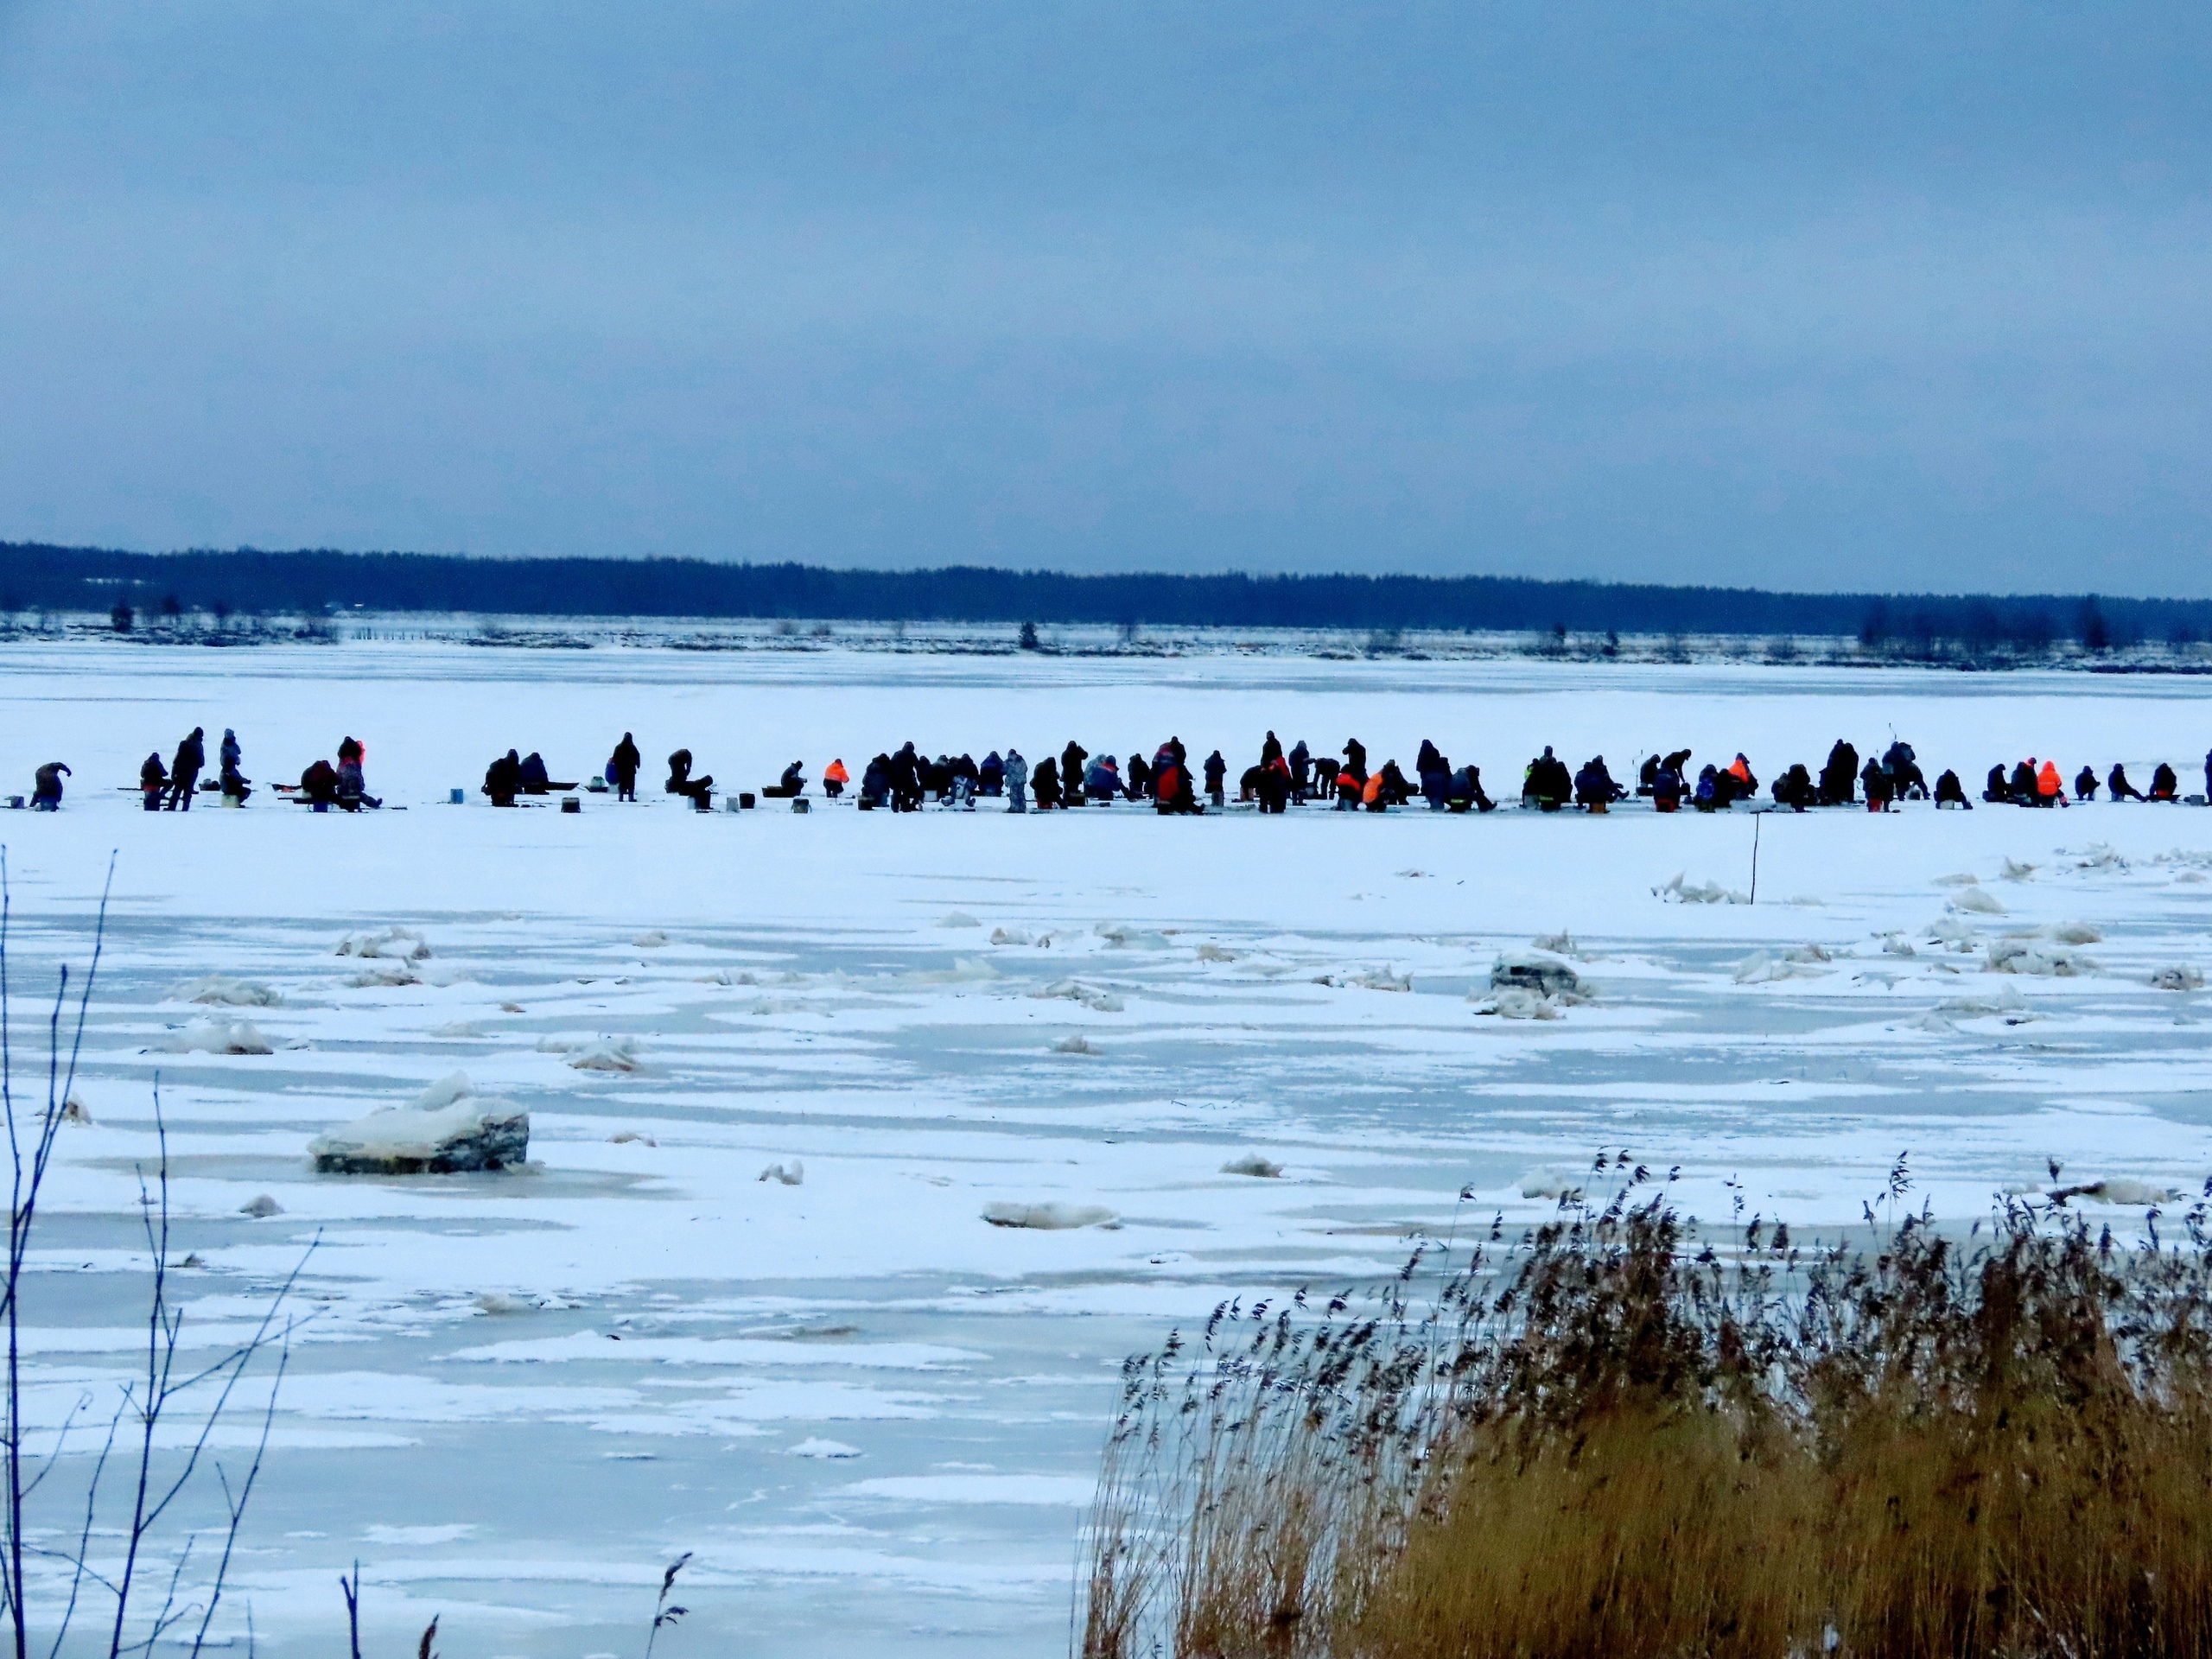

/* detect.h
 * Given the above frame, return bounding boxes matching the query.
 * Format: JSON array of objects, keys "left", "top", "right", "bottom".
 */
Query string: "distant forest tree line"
[{"left": 0, "top": 543, "right": 2202, "bottom": 652}]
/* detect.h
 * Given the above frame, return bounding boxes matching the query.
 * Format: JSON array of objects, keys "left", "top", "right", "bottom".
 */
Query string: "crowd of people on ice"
[{"left": 22, "top": 728, "right": 2212, "bottom": 818}]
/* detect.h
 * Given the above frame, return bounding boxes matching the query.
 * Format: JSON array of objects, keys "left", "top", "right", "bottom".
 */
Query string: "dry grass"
[{"left": 1077, "top": 1168, "right": 2212, "bottom": 1658}]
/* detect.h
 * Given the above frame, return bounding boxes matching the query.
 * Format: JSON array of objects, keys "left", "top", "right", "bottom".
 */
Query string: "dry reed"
[{"left": 1077, "top": 1160, "right": 2212, "bottom": 1658}]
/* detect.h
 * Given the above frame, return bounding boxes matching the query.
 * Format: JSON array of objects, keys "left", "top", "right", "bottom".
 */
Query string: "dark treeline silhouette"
[{"left": 1, "top": 543, "right": 2206, "bottom": 649}]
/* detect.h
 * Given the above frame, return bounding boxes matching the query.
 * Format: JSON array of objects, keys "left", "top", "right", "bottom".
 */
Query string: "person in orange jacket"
[
  {"left": 2036, "top": 760, "right": 2065, "bottom": 806},
  {"left": 823, "top": 758, "right": 849, "bottom": 799}
]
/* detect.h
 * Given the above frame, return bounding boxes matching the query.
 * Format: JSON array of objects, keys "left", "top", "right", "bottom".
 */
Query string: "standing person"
[
  {"left": 1003, "top": 748, "right": 1028, "bottom": 811},
  {"left": 611, "top": 733, "right": 642, "bottom": 801},
  {"left": 165, "top": 727, "right": 205, "bottom": 810},
  {"left": 1059, "top": 741, "right": 1088, "bottom": 808},
  {"left": 1032, "top": 754, "right": 1058, "bottom": 810},
  {"left": 1342, "top": 737, "right": 1368, "bottom": 785},
  {"left": 1204, "top": 750, "right": 1227, "bottom": 806},
  {"left": 1260, "top": 731, "right": 1282, "bottom": 769},
  {"left": 1288, "top": 741, "right": 1311, "bottom": 804},
  {"left": 139, "top": 752, "right": 168, "bottom": 811}
]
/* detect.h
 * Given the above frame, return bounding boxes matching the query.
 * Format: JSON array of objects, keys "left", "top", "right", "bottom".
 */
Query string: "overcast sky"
[{"left": 0, "top": 2, "right": 2205, "bottom": 594}]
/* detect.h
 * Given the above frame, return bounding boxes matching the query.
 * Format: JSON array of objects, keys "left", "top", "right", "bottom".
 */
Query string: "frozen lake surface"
[{"left": 5, "top": 639, "right": 2212, "bottom": 1656}]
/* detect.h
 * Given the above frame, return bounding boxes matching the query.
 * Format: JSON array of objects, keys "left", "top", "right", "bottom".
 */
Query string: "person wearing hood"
[
  {"left": 1447, "top": 765, "right": 1496, "bottom": 813},
  {"left": 2108, "top": 761, "right": 2145, "bottom": 801},
  {"left": 2037, "top": 760, "right": 2065, "bottom": 805},
  {"left": 1255, "top": 755, "right": 1290, "bottom": 813},
  {"left": 219, "top": 729, "right": 250, "bottom": 805},
  {"left": 976, "top": 753, "right": 1002, "bottom": 797},
  {"left": 1287, "top": 741, "right": 1312, "bottom": 803},
  {"left": 165, "top": 727, "right": 205, "bottom": 810},
  {"left": 1001, "top": 748, "right": 1028, "bottom": 811},
  {"left": 823, "top": 758, "right": 850, "bottom": 798},
  {"left": 518, "top": 752, "right": 551, "bottom": 793},
  {"left": 2073, "top": 764, "right": 2099, "bottom": 801},
  {"left": 485, "top": 750, "right": 524, "bottom": 807},
  {"left": 1031, "top": 754, "right": 1059, "bottom": 810},
  {"left": 859, "top": 753, "right": 891, "bottom": 809},
  {"left": 1059, "top": 741, "right": 1089, "bottom": 807},
  {"left": 1204, "top": 750, "right": 1227, "bottom": 805},
  {"left": 1341, "top": 738, "right": 1368, "bottom": 785},
  {"left": 139, "top": 752, "right": 168, "bottom": 810},
  {"left": 610, "top": 733, "right": 642, "bottom": 801},
  {"left": 1084, "top": 753, "right": 1122, "bottom": 804},
  {"left": 1125, "top": 752, "right": 1152, "bottom": 801},
  {"left": 1772, "top": 763, "right": 1816, "bottom": 811},
  {"left": 1861, "top": 755, "right": 1895, "bottom": 812},
  {"left": 887, "top": 743, "right": 922, "bottom": 811},
  {"left": 1260, "top": 731, "right": 1282, "bottom": 769},
  {"left": 1935, "top": 769, "right": 1971, "bottom": 809},
  {"left": 1818, "top": 741, "right": 1859, "bottom": 806},
  {"left": 2151, "top": 762, "right": 2181, "bottom": 801}
]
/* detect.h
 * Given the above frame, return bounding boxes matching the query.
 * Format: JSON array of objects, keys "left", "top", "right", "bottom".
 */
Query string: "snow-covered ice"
[{"left": 4, "top": 638, "right": 2212, "bottom": 1656}]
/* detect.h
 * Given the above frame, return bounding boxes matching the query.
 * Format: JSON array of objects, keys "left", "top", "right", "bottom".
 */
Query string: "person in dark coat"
[
  {"left": 140, "top": 753, "right": 168, "bottom": 811},
  {"left": 1059, "top": 741, "right": 1088, "bottom": 807},
  {"left": 485, "top": 750, "right": 524, "bottom": 806},
  {"left": 2009, "top": 759, "right": 2037, "bottom": 804},
  {"left": 1342, "top": 738, "right": 1368, "bottom": 785},
  {"left": 1818, "top": 741, "right": 1859, "bottom": 806},
  {"left": 611, "top": 733, "right": 642, "bottom": 801},
  {"left": 1125, "top": 753, "right": 1152, "bottom": 801},
  {"left": 978, "top": 752, "right": 1004, "bottom": 797},
  {"left": 1935, "top": 769, "right": 1972, "bottom": 808},
  {"left": 887, "top": 743, "right": 922, "bottom": 811},
  {"left": 665, "top": 749, "right": 713, "bottom": 809},
  {"left": 2108, "top": 762, "right": 2145, "bottom": 801},
  {"left": 1861, "top": 756, "right": 1895, "bottom": 812},
  {"left": 218, "top": 729, "right": 250, "bottom": 804},
  {"left": 2074, "top": 765, "right": 2099, "bottom": 801},
  {"left": 1772, "top": 763, "right": 1816, "bottom": 810},
  {"left": 1260, "top": 731, "right": 1282, "bottom": 769},
  {"left": 860, "top": 753, "right": 892, "bottom": 809},
  {"left": 1032, "top": 755, "right": 1059, "bottom": 810},
  {"left": 1447, "top": 765, "right": 1496, "bottom": 812},
  {"left": 1288, "top": 741, "right": 1311, "bottom": 803},
  {"left": 1203, "top": 751, "right": 1227, "bottom": 805},
  {"left": 299, "top": 759, "right": 340, "bottom": 807},
  {"left": 31, "top": 763, "right": 68, "bottom": 810},
  {"left": 518, "top": 753, "right": 551, "bottom": 792},
  {"left": 1255, "top": 757, "right": 1290, "bottom": 813},
  {"left": 2151, "top": 762, "right": 2181, "bottom": 801},
  {"left": 166, "top": 728, "right": 204, "bottom": 810}
]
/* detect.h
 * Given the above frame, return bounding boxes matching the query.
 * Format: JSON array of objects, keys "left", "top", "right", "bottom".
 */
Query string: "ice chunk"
[
  {"left": 1220, "top": 1154, "right": 1283, "bottom": 1178},
  {"left": 169, "top": 974, "right": 283, "bottom": 1007},
  {"left": 1350, "top": 965, "right": 1412, "bottom": 992},
  {"left": 1518, "top": 1169, "right": 1580, "bottom": 1200},
  {"left": 2052, "top": 1178, "right": 2183, "bottom": 1206},
  {"left": 1491, "top": 953, "right": 1580, "bottom": 998},
  {"left": 1475, "top": 987, "right": 1560, "bottom": 1020},
  {"left": 1932, "top": 873, "right": 1980, "bottom": 887},
  {"left": 1949, "top": 887, "right": 2007, "bottom": 915},
  {"left": 1195, "top": 943, "right": 1239, "bottom": 963},
  {"left": 239, "top": 1193, "right": 283, "bottom": 1217},
  {"left": 2048, "top": 922, "right": 2104, "bottom": 945},
  {"left": 347, "top": 960, "right": 421, "bottom": 988},
  {"left": 1031, "top": 980, "right": 1123, "bottom": 1013},
  {"left": 632, "top": 930, "right": 670, "bottom": 948},
  {"left": 1096, "top": 923, "right": 1170, "bottom": 950},
  {"left": 1654, "top": 872, "right": 1748, "bottom": 905},
  {"left": 335, "top": 927, "right": 431, "bottom": 961},
  {"left": 566, "top": 1038, "right": 641, "bottom": 1071},
  {"left": 1733, "top": 951, "right": 1825, "bottom": 985},
  {"left": 308, "top": 1072, "right": 529, "bottom": 1174},
  {"left": 989, "top": 927, "right": 1033, "bottom": 946},
  {"left": 936, "top": 912, "right": 981, "bottom": 929},
  {"left": 1986, "top": 939, "right": 2096, "bottom": 977},
  {"left": 1051, "top": 1035, "right": 1097, "bottom": 1054},
  {"left": 981, "top": 1202, "right": 1118, "bottom": 1230},
  {"left": 759, "top": 1160, "right": 804, "bottom": 1185},
  {"left": 607, "top": 1130, "right": 657, "bottom": 1147},
  {"left": 1999, "top": 858, "right": 2039, "bottom": 882},
  {"left": 2152, "top": 964, "right": 2205, "bottom": 992},
  {"left": 162, "top": 1020, "right": 274, "bottom": 1056},
  {"left": 786, "top": 1438, "right": 862, "bottom": 1459}
]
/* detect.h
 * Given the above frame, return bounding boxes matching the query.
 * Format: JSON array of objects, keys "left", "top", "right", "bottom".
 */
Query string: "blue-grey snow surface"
[{"left": 5, "top": 639, "right": 2212, "bottom": 1656}]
